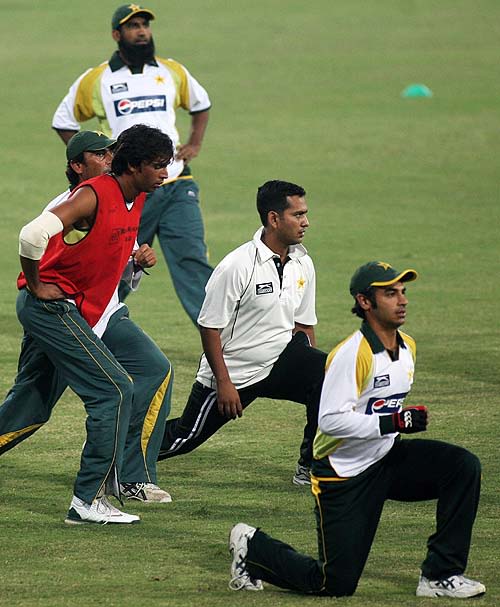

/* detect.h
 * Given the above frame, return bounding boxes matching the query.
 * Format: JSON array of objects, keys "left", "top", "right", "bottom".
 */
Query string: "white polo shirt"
[{"left": 196, "top": 228, "right": 317, "bottom": 389}]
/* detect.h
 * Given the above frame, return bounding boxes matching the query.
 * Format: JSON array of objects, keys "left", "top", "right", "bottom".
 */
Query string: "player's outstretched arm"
[
  {"left": 176, "top": 110, "right": 209, "bottom": 163},
  {"left": 199, "top": 326, "right": 242, "bottom": 419}
]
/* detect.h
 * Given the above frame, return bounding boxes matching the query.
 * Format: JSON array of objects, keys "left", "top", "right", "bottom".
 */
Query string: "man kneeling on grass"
[{"left": 227, "top": 261, "right": 485, "bottom": 599}]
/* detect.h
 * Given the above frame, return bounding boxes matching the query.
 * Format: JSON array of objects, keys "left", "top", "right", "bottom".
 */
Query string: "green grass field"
[{"left": 1, "top": 1, "right": 499, "bottom": 605}]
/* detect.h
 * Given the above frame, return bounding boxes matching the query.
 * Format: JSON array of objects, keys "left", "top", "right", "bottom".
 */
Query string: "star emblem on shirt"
[
  {"left": 297, "top": 277, "right": 305, "bottom": 289},
  {"left": 155, "top": 75, "right": 165, "bottom": 85}
]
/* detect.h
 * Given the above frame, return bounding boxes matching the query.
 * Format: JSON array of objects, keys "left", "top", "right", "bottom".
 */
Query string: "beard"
[{"left": 118, "top": 36, "right": 156, "bottom": 66}]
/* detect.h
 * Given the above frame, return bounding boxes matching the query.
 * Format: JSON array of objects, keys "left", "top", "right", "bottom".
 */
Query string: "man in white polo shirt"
[{"left": 158, "top": 180, "right": 327, "bottom": 485}]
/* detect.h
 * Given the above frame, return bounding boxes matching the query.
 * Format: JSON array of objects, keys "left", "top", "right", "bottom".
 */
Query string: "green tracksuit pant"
[
  {"left": 0, "top": 289, "right": 172, "bottom": 504},
  {"left": 119, "top": 175, "right": 213, "bottom": 324},
  {"left": 246, "top": 439, "right": 481, "bottom": 596}
]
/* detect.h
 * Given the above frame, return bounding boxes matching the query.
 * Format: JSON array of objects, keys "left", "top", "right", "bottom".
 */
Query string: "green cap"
[
  {"left": 112, "top": 4, "right": 155, "bottom": 30},
  {"left": 349, "top": 261, "right": 418, "bottom": 296},
  {"left": 66, "top": 131, "right": 116, "bottom": 161}
]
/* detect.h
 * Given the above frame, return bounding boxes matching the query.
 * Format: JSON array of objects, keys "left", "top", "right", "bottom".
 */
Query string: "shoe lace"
[
  {"left": 122, "top": 482, "right": 146, "bottom": 496},
  {"left": 228, "top": 571, "right": 263, "bottom": 591},
  {"left": 433, "top": 575, "right": 471, "bottom": 590},
  {"left": 228, "top": 572, "right": 251, "bottom": 591},
  {"left": 229, "top": 546, "right": 259, "bottom": 591},
  {"left": 99, "top": 496, "right": 122, "bottom": 516}
]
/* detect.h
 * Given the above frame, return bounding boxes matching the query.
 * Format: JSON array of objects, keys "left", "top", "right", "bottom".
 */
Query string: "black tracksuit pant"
[
  {"left": 158, "top": 331, "right": 327, "bottom": 466},
  {"left": 245, "top": 439, "right": 481, "bottom": 596}
]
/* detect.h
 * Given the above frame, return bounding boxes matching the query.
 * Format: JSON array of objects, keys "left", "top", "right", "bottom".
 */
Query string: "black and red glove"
[{"left": 379, "top": 406, "right": 428, "bottom": 435}]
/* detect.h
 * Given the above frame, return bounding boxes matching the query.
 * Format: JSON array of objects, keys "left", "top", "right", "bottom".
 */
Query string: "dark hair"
[
  {"left": 65, "top": 153, "right": 84, "bottom": 190},
  {"left": 351, "top": 287, "right": 378, "bottom": 319},
  {"left": 111, "top": 124, "right": 174, "bottom": 175},
  {"left": 256, "top": 180, "right": 306, "bottom": 226}
]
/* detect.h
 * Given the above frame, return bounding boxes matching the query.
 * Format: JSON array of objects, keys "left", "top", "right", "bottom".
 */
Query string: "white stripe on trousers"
[{"left": 167, "top": 390, "right": 218, "bottom": 454}]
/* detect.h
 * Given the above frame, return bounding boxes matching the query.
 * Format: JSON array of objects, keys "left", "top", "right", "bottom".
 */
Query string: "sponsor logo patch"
[
  {"left": 374, "top": 374, "right": 390, "bottom": 388},
  {"left": 365, "top": 392, "right": 408, "bottom": 415},
  {"left": 114, "top": 95, "right": 166, "bottom": 116},
  {"left": 256, "top": 282, "right": 273, "bottom": 295},
  {"left": 110, "top": 82, "right": 129, "bottom": 94}
]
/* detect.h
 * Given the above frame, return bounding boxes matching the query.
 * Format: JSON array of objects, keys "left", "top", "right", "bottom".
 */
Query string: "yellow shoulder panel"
[
  {"left": 355, "top": 336, "right": 373, "bottom": 396},
  {"left": 74, "top": 63, "right": 108, "bottom": 123},
  {"left": 400, "top": 331, "right": 416, "bottom": 361},
  {"left": 325, "top": 333, "right": 352, "bottom": 372},
  {"left": 157, "top": 57, "right": 189, "bottom": 109}
]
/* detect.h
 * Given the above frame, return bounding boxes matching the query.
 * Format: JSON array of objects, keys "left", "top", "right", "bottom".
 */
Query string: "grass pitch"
[{"left": 0, "top": 1, "right": 499, "bottom": 605}]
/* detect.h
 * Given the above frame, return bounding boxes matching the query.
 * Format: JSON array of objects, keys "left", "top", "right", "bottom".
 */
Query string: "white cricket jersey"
[
  {"left": 43, "top": 189, "right": 140, "bottom": 338},
  {"left": 196, "top": 228, "right": 317, "bottom": 390},
  {"left": 313, "top": 322, "right": 416, "bottom": 477},
  {"left": 52, "top": 53, "right": 211, "bottom": 182}
]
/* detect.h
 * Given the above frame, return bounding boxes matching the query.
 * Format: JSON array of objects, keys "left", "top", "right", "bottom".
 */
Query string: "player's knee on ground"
[{"left": 323, "top": 572, "right": 359, "bottom": 597}]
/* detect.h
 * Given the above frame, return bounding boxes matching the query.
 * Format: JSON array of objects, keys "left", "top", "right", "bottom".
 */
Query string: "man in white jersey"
[
  {"left": 52, "top": 4, "right": 212, "bottom": 324},
  {"left": 227, "top": 261, "right": 485, "bottom": 599},
  {"left": 0, "top": 128, "right": 174, "bottom": 523},
  {"left": 159, "top": 180, "right": 327, "bottom": 486}
]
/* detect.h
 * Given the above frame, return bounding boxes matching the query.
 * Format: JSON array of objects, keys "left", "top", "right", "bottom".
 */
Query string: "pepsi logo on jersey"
[
  {"left": 114, "top": 95, "right": 166, "bottom": 116},
  {"left": 365, "top": 392, "right": 408, "bottom": 415}
]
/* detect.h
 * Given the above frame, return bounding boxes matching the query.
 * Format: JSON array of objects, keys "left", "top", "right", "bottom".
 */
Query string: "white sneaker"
[
  {"left": 65, "top": 495, "right": 140, "bottom": 525},
  {"left": 120, "top": 482, "right": 172, "bottom": 503},
  {"left": 228, "top": 523, "right": 264, "bottom": 591},
  {"left": 416, "top": 574, "right": 486, "bottom": 598}
]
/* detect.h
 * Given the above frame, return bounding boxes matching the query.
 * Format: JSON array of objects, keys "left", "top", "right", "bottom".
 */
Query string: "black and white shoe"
[
  {"left": 65, "top": 496, "right": 140, "bottom": 525},
  {"left": 292, "top": 464, "right": 311, "bottom": 486},
  {"left": 120, "top": 482, "right": 172, "bottom": 503}
]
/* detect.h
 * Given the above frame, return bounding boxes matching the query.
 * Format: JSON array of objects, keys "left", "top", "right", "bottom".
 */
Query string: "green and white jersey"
[
  {"left": 313, "top": 321, "right": 416, "bottom": 477},
  {"left": 52, "top": 52, "right": 211, "bottom": 181}
]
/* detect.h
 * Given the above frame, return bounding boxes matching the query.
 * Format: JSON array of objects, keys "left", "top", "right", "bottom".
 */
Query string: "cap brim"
[
  {"left": 371, "top": 269, "right": 418, "bottom": 287},
  {"left": 85, "top": 140, "right": 116, "bottom": 152},
  {"left": 119, "top": 9, "right": 155, "bottom": 27}
]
